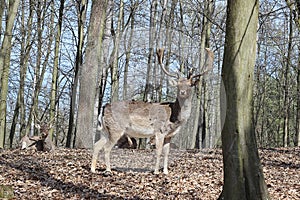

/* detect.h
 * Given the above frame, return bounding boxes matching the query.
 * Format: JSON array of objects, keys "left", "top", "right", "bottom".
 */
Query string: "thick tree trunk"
[
  {"left": 219, "top": 0, "right": 269, "bottom": 199},
  {"left": 76, "top": 0, "right": 107, "bottom": 148}
]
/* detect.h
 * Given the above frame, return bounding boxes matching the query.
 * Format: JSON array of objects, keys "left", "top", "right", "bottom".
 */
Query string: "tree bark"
[
  {"left": 9, "top": 0, "right": 34, "bottom": 147},
  {"left": 25, "top": 1, "right": 55, "bottom": 137},
  {"left": 282, "top": 11, "right": 292, "bottom": 147},
  {"left": 123, "top": 1, "right": 136, "bottom": 100},
  {"left": 66, "top": 0, "right": 87, "bottom": 148},
  {"left": 0, "top": 0, "right": 21, "bottom": 148},
  {"left": 110, "top": 0, "right": 124, "bottom": 102},
  {"left": 285, "top": 0, "right": 300, "bottom": 147},
  {"left": 191, "top": 0, "right": 212, "bottom": 149},
  {"left": 76, "top": 0, "right": 107, "bottom": 148},
  {"left": 143, "top": 0, "right": 158, "bottom": 102},
  {"left": 219, "top": 0, "right": 269, "bottom": 199},
  {"left": 49, "top": 0, "right": 65, "bottom": 141}
]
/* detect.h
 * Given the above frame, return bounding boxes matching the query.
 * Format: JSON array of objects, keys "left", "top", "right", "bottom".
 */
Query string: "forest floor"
[{"left": 0, "top": 147, "right": 299, "bottom": 199}]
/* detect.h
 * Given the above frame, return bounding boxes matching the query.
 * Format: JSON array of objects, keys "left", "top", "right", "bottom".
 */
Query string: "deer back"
[{"left": 101, "top": 101, "right": 173, "bottom": 138}]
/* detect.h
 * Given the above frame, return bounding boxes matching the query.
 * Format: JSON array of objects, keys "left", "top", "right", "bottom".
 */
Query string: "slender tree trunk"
[
  {"left": 219, "top": 0, "right": 269, "bottom": 199},
  {"left": 66, "top": 0, "right": 87, "bottom": 148},
  {"left": 139, "top": 0, "right": 158, "bottom": 149},
  {"left": 283, "top": 11, "right": 292, "bottom": 147},
  {"left": 0, "top": 0, "right": 21, "bottom": 149},
  {"left": 9, "top": 0, "right": 34, "bottom": 147},
  {"left": 191, "top": 0, "right": 212, "bottom": 149},
  {"left": 110, "top": 0, "right": 124, "bottom": 102},
  {"left": 76, "top": 0, "right": 107, "bottom": 148},
  {"left": 164, "top": 0, "right": 177, "bottom": 101},
  {"left": 143, "top": 0, "right": 158, "bottom": 102},
  {"left": 123, "top": 1, "right": 136, "bottom": 100},
  {"left": 25, "top": 1, "right": 55, "bottom": 136},
  {"left": 0, "top": 0, "right": 4, "bottom": 42},
  {"left": 296, "top": 50, "right": 300, "bottom": 146},
  {"left": 49, "top": 0, "right": 65, "bottom": 141}
]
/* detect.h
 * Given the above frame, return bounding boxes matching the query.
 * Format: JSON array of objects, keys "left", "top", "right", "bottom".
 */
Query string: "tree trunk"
[
  {"left": 0, "top": 0, "right": 5, "bottom": 42},
  {"left": 66, "top": 0, "right": 87, "bottom": 148},
  {"left": 285, "top": 0, "right": 300, "bottom": 147},
  {"left": 76, "top": 0, "right": 107, "bottom": 148},
  {"left": 25, "top": 1, "right": 55, "bottom": 137},
  {"left": 282, "top": 11, "right": 292, "bottom": 147},
  {"left": 49, "top": 0, "right": 65, "bottom": 141},
  {"left": 9, "top": 0, "right": 34, "bottom": 147},
  {"left": 219, "top": 0, "right": 269, "bottom": 199},
  {"left": 123, "top": 1, "right": 136, "bottom": 100},
  {"left": 110, "top": 0, "right": 124, "bottom": 102},
  {"left": 296, "top": 50, "right": 300, "bottom": 146},
  {"left": 0, "top": 0, "right": 21, "bottom": 149},
  {"left": 143, "top": 0, "right": 158, "bottom": 102},
  {"left": 191, "top": 0, "right": 212, "bottom": 149}
]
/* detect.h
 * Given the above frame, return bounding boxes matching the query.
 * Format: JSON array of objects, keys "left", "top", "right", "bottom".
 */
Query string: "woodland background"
[{"left": 0, "top": 0, "right": 300, "bottom": 149}]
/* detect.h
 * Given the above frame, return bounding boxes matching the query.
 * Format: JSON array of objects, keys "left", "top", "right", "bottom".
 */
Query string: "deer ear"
[
  {"left": 190, "top": 77, "right": 199, "bottom": 86},
  {"left": 168, "top": 78, "right": 177, "bottom": 87},
  {"left": 35, "top": 124, "right": 41, "bottom": 129}
]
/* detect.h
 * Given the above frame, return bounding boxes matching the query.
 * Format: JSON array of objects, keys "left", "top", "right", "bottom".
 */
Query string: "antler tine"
[
  {"left": 190, "top": 48, "right": 214, "bottom": 79},
  {"left": 157, "top": 48, "right": 179, "bottom": 79}
]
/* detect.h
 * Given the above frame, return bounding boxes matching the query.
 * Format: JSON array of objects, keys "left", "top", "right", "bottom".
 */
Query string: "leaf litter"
[{"left": 0, "top": 147, "right": 299, "bottom": 199}]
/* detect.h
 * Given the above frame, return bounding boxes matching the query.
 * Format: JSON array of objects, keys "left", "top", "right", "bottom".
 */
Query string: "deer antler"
[
  {"left": 157, "top": 48, "right": 180, "bottom": 79},
  {"left": 189, "top": 48, "right": 214, "bottom": 79}
]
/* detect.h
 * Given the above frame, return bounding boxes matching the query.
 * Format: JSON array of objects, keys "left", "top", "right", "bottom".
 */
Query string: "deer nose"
[{"left": 180, "top": 90, "right": 186, "bottom": 95}]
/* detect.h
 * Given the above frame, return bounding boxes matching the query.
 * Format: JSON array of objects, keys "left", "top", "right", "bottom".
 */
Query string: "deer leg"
[
  {"left": 103, "top": 132, "right": 123, "bottom": 173},
  {"left": 162, "top": 137, "right": 171, "bottom": 174},
  {"left": 154, "top": 134, "right": 164, "bottom": 174},
  {"left": 103, "top": 142, "right": 114, "bottom": 173},
  {"left": 91, "top": 135, "right": 108, "bottom": 173}
]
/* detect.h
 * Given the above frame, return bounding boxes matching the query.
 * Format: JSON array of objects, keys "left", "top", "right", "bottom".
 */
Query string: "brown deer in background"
[
  {"left": 91, "top": 48, "right": 213, "bottom": 174},
  {"left": 19, "top": 115, "right": 56, "bottom": 152}
]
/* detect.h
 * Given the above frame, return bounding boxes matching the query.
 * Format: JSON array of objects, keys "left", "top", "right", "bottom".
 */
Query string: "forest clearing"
[{"left": 0, "top": 147, "right": 299, "bottom": 199}]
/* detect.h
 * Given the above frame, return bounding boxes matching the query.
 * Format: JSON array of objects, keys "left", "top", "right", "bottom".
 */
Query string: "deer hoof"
[
  {"left": 103, "top": 170, "right": 112, "bottom": 177},
  {"left": 91, "top": 167, "right": 96, "bottom": 173}
]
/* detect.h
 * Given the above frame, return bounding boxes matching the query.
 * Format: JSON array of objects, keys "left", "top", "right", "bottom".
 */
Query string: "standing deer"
[{"left": 91, "top": 48, "right": 213, "bottom": 174}]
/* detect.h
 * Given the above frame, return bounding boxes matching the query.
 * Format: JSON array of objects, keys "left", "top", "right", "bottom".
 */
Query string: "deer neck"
[{"left": 173, "top": 96, "right": 192, "bottom": 123}]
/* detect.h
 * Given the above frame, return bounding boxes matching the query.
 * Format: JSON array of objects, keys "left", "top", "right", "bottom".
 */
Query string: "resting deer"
[
  {"left": 91, "top": 48, "right": 213, "bottom": 174},
  {"left": 19, "top": 115, "right": 56, "bottom": 152}
]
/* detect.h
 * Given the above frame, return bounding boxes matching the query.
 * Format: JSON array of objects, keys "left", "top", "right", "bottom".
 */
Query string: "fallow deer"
[
  {"left": 19, "top": 114, "right": 56, "bottom": 152},
  {"left": 91, "top": 48, "right": 213, "bottom": 174}
]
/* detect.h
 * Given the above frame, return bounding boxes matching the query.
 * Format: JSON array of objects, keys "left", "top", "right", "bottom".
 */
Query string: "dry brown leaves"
[{"left": 0, "top": 147, "right": 299, "bottom": 199}]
